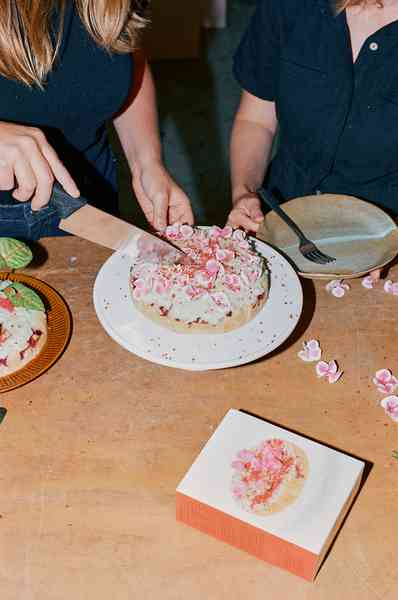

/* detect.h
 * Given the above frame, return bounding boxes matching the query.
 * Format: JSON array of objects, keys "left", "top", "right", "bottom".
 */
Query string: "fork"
[{"left": 257, "top": 188, "right": 336, "bottom": 265}]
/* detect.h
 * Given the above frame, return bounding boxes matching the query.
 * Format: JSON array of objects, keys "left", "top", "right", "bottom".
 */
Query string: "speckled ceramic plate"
[
  {"left": 93, "top": 238, "right": 303, "bottom": 371},
  {"left": 0, "top": 273, "right": 72, "bottom": 393},
  {"left": 257, "top": 194, "right": 398, "bottom": 279}
]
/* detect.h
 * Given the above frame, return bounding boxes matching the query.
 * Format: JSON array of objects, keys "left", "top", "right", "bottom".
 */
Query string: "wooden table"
[{"left": 1, "top": 237, "right": 397, "bottom": 600}]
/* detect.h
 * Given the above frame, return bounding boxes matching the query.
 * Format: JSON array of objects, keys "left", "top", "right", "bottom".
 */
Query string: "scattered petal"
[
  {"left": 384, "top": 280, "right": 398, "bottom": 295},
  {"left": 326, "top": 279, "right": 350, "bottom": 298},
  {"left": 373, "top": 369, "right": 398, "bottom": 394},
  {"left": 316, "top": 361, "right": 330, "bottom": 377},
  {"left": 298, "top": 339, "right": 322, "bottom": 362},
  {"left": 361, "top": 275, "right": 375, "bottom": 289},
  {"left": 380, "top": 396, "right": 398, "bottom": 422},
  {"left": 316, "top": 360, "right": 343, "bottom": 383}
]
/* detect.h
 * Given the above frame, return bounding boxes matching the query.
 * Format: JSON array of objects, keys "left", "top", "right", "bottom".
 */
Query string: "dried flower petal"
[
  {"left": 316, "top": 360, "right": 343, "bottom": 383},
  {"left": 361, "top": 276, "right": 375, "bottom": 289},
  {"left": 326, "top": 279, "right": 350, "bottom": 298},
  {"left": 373, "top": 369, "right": 398, "bottom": 394},
  {"left": 384, "top": 280, "right": 398, "bottom": 295},
  {"left": 380, "top": 396, "right": 398, "bottom": 422},
  {"left": 298, "top": 339, "right": 322, "bottom": 362}
]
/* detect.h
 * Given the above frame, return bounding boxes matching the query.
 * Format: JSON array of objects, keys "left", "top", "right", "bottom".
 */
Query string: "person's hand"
[
  {"left": 131, "top": 160, "right": 194, "bottom": 230},
  {"left": 0, "top": 122, "right": 80, "bottom": 210},
  {"left": 227, "top": 191, "right": 264, "bottom": 232}
]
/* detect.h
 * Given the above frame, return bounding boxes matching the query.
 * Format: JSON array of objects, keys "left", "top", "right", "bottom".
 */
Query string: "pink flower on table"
[
  {"left": 316, "top": 360, "right": 343, "bottom": 383},
  {"left": 384, "top": 280, "right": 398, "bottom": 296},
  {"left": 298, "top": 339, "right": 322, "bottom": 362},
  {"left": 380, "top": 396, "right": 398, "bottom": 422},
  {"left": 362, "top": 276, "right": 375, "bottom": 289},
  {"left": 325, "top": 279, "right": 351, "bottom": 298},
  {"left": 372, "top": 369, "right": 398, "bottom": 394}
]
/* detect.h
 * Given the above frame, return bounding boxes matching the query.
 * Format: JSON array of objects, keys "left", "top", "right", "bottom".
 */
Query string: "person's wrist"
[
  {"left": 127, "top": 148, "right": 163, "bottom": 174},
  {"left": 232, "top": 185, "right": 256, "bottom": 206}
]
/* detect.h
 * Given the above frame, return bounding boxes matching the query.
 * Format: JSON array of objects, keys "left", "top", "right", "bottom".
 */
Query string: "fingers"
[
  {"left": 169, "top": 189, "right": 194, "bottom": 225},
  {"left": 152, "top": 191, "right": 169, "bottom": 231},
  {"left": 0, "top": 124, "right": 80, "bottom": 210},
  {"left": 38, "top": 136, "right": 79, "bottom": 199},
  {"left": 0, "top": 159, "right": 14, "bottom": 191},
  {"left": 227, "top": 195, "right": 264, "bottom": 232},
  {"left": 228, "top": 208, "right": 261, "bottom": 232}
]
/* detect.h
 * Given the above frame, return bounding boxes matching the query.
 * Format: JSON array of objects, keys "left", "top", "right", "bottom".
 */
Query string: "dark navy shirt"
[
  {"left": 0, "top": 3, "right": 133, "bottom": 212},
  {"left": 234, "top": 0, "right": 398, "bottom": 215}
]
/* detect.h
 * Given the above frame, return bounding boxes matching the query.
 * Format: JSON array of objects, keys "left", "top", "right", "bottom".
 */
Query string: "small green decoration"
[
  {"left": 0, "top": 407, "right": 6, "bottom": 425},
  {"left": 392, "top": 451, "right": 398, "bottom": 460},
  {"left": 0, "top": 238, "right": 32, "bottom": 270},
  {"left": 3, "top": 282, "right": 45, "bottom": 312}
]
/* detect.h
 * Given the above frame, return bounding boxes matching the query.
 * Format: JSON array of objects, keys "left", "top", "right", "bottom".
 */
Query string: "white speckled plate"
[{"left": 93, "top": 238, "right": 303, "bottom": 371}]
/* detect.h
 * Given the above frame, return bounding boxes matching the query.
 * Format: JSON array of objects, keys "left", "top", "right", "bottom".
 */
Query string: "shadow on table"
[{"left": 250, "top": 274, "right": 317, "bottom": 367}]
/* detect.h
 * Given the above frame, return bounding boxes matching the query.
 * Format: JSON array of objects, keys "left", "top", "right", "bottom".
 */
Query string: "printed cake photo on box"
[{"left": 176, "top": 410, "right": 365, "bottom": 581}]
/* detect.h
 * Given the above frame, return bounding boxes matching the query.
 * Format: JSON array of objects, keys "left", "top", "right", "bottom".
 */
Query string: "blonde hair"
[
  {"left": 335, "top": 0, "right": 383, "bottom": 11},
  {"left": 0, "top": 1, "right": 149, "bottom": 87}
]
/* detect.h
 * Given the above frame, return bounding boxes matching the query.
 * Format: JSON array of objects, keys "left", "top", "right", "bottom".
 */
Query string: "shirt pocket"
[{"left": 278, "top": 58, "right": 327, "bottom": 81}]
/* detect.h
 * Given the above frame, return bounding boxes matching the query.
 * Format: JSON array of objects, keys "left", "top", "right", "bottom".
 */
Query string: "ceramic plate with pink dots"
[{"left": 93, "top": 235, "right": 302, "bottom": 371}]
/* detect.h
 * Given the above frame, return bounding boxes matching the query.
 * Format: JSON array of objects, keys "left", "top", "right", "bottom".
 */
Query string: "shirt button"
[{"left": 369, "top": 42, "right": 379, "bottom": 51}]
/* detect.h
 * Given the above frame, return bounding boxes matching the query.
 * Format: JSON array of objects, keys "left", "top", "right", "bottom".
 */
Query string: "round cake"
[
  {"left": 231, "top": 438, "right": 308, "bottom": 515},
  {"left": 129, "top": 225, "right": 269, "bottom": 333},
  {"left": 0, "top": 280, "right": 47, "bottom": 376}
]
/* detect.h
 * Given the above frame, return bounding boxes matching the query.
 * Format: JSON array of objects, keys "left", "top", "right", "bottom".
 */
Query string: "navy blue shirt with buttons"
[{"left": 233, "top": 0, "right": 398, "bottom": 215}]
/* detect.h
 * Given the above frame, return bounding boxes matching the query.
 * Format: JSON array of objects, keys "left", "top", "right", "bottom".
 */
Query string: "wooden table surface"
[{"left": 1, "top": 237, "right": 397, "bottom": 600}]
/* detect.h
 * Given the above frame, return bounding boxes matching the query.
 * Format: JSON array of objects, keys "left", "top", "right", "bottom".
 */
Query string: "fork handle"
[{"left": 257, "top": 187, "right": 309, "bottom": 242}]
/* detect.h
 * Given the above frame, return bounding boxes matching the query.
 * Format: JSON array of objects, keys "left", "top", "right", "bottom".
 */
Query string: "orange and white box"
[{"left": 176, "top": 409, "right": 364, "bottom": 581}]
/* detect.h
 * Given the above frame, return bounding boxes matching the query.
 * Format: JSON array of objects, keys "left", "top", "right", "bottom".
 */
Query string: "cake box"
[{"left": 176, "top": 409, "right": 364, "bottom": 581}]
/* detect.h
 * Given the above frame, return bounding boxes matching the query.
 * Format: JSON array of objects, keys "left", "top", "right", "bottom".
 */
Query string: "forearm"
[
  {"left": 230, "top": 118, "right": 275, "bottom": 204},
  {"left": 113, "top": 58, "right": 162, "bottom": 170}
]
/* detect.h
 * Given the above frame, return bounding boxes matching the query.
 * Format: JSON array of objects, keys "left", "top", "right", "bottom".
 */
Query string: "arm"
[
  {"left": 228, "top": 90, "right": 277, "bottom": 231},
  {"left": 113, "top": 53, "right": 193, "bottom": 230}
]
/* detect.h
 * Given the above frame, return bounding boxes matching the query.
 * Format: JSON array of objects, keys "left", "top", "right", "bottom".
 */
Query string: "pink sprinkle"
[
  {"left": 380, "top": 396, "right": 398, "bottom": 422},
  {"left": 373, "top": 369, "right": 398, "bottom": 394}
]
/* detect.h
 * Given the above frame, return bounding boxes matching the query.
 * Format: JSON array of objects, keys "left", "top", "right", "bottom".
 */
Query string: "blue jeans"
[{"left": 0, "top": 201, "right": 66, "bottom": 240}]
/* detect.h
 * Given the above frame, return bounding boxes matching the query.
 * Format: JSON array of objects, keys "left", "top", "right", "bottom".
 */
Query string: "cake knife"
[{"left": 44, "top": 183, "right": 186, "bottom": 263}]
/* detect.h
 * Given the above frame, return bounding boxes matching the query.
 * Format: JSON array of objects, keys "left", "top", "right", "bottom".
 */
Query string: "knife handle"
[{"left": 48, "top": 183, "right": 88, "bottom": 219}]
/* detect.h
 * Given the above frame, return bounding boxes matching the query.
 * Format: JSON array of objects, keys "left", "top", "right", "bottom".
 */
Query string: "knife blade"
[{"left": 48, "top": 184, "right": 186, "bottom": 264}]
